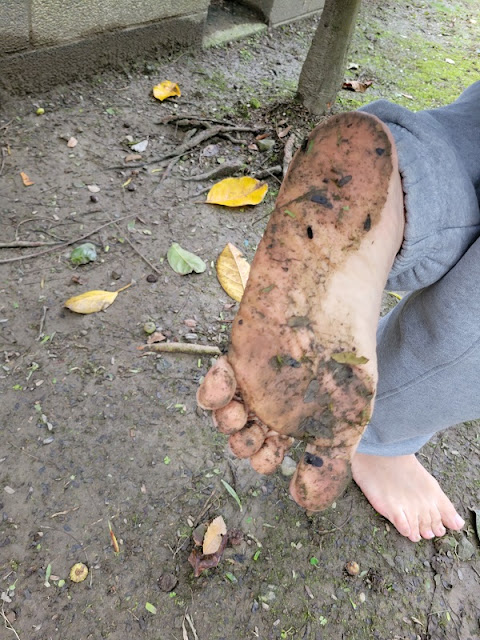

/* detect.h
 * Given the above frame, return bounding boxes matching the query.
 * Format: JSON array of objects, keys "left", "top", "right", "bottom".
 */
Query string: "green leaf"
[
  {"left": 221, "top": 479, "right": 242, "bottom": 511},
  {"left": 57, "top": 579, "right": 66, "bottom": 588},
  {"left": 225, "top": 572, "right": 237, "bottom": 583},
  {"left": 145, "top": 602, "right": 157, "bottom": 614},
  {"left": 331, "top": 351, "right": 369, "bottom": 365},
  {"left": 44, "top": 563, "right": 52, "bottom": 587},
  {"left": 163, "top": 455, "right": 171, "bottom": 465},
  {"left": 253, "top": 550, "right": 261, "bottom": 561},
  {"left": 70, "top": 243, "right": 97, "bottom": 265},
  {"left": 167, "top": 243, "right": 206, "bottom": 275},
  {"left": 310, "top": 557, "right": 319, "bottom": 567}
]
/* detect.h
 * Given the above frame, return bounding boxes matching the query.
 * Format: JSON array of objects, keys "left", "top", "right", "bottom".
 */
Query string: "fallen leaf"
[
  {"left": 207, "top": 176, "right": 268, "bottom": 207},
  {"left": 87, "top": 185, "right": 100, "bottom": 193},
  {"left": 203, "top": 515, "right": 227, "bottom": 555},
  {"left": 108, "top": 521, "right": 120, "bottom": 553},
  {"left": 64, "top": 282, "right": 132, "bottom": 314},
  {"left": 184, "top": 318, "right": 197, "bottom": 328},
  {"left": 277, "top": 125, "right": 292, "bottom": 138},
  {"left": 131, "top": 139, "right": 149, "bottom": 152},
  {"left": 331, "top": 351, "right": 369, "bottom": 365},
  {"left": 125, "top": 153, "right": 142, "bottom": 162},
  {"left": 145, "top": 602, "right": 157, "bottom": 615},
  {"left": 342, "top": 80, "right": 373, "bottom": 93},
  {"left": 167, "top": 243, "right": 206, "bottom": 275},
  {"left": 70, "top": 242, "right": 97, "bottom": 265},
  {"left": 248, "top": 142, "right": 259, "bottom": 152},
  {"left": 216, "top": 243, "right": 250, "bottom": 302},
  {"left": 147, "top": 331, "right": 166, "bottom": 344},
  {"left": 153, "top": 81, "right": 181, "bottom": 101},
  {"left": 188, "top": 529, "right": 229, "bottom": 577},
  {"left": 20, "top": 171, "right": 34, "bottom": 186},
  {"left": 67, "top": 137, "right": 78, "bottom": 148}
]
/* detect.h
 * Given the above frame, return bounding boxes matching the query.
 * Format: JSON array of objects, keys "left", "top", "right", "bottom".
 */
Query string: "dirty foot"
[
  {"left": 198, "top": 111, "right": 405, "bottom": 511},
  {"left": 352, "top": 453, "right": 465, "bottom": 541}
]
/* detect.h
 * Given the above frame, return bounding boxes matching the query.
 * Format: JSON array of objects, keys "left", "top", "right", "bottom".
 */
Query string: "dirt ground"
[{"left": 1, "top": 1, "right": 480, "bottom": 639}]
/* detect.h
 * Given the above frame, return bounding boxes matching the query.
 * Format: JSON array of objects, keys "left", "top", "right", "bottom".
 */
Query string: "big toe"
[
  {"left": 197, "top": 356, "right": 237, "bottom": 410},
  {"left": 289, "top": 444, "right": 352, "bottom": 511}
]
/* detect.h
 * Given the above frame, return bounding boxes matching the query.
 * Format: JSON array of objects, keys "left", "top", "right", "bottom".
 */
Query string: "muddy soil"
[{"left": 1, "top": 1, "right": 480, "bottom": 639}]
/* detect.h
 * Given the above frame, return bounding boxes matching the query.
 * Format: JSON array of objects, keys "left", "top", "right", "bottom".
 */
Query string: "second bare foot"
[{"left": 352, "top": 453, "right": 465, "bottom": 542}]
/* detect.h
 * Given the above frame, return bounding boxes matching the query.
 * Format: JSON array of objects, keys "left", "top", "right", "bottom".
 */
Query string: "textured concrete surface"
[
  {"left": 0, "top": 13, "right": 206, "bottom": 93},
  {"left": 0, "top": 0, "right": 30, "bottom": 54},
  {"left": 31, "top": 0, "right": 210, "bottom": 46},
  {"left": 241, "top": 0, "right": 324, "bottom": 26}
]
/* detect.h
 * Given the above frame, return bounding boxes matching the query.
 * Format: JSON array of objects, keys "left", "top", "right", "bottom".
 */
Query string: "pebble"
[
  {"left": 127, "top": 183, "right": 136, "bottom": 192},
  {"left": 280, "top": 456, "right": 297, "bottom": 477},
  {"left": 146, "top": 274, "right": 158, "bottom": 283},
  {"left": 184, "top": 333, "right": 198, "bottom": 341},
  {"left": 457, "top": 536, "right": 475, "bottom": 561},
  {"left": 90, "top": 194, "right": 99, "bottom": 203}
]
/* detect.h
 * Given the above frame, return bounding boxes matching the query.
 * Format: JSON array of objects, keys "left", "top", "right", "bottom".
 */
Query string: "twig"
[
  {"left": 0, "top": 213, "right": 133, "bottom": 265},
  {"left": 109, "top": 219, "right": 163, "bottom": 276},
  {"left": 155, "top": 155, "right": 181, "bottom": 186},
  {"left": 0, "top": 147, "right": 6, "bottom": 177},
  {"left": 0, "top": 240, "right": 60, "bottom": 248},
  {"left": 112, "top": 124, "right": 261, "bottom": 170},
  {"left": 139, "top": 342, "right": 222, "bottom": 355},
  {"left": 50, "top": 505, "right": 80, "bottom": 518},
  {"left": 182, "top": 162, "right": 245, "bottom": 182},
  {"left": 156, "top": 114, "right": 251, "bottom": 127},
  {"left": 37, "top": 305, "right": 48, "bottom": 341},
  {"left": 283, "top": 133, "right": 296, "bottom": 176},
  {"left": 1, "top": 604, "right": 20, "bottom": 640},
  {"left": 8, "top": 441, "right": 43, "bottom": 463},
  {"left": 254, "top": 165, "right": 283, "bottom": 180}
]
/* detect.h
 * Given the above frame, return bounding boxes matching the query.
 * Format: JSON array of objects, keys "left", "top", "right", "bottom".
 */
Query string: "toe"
[
  {"left": 197, "top": 356, "right": 237, "bottom": 410},
  {"left": 429, "top": 510, "right": 446, "bottom": 538},
  {"left": 389, "top": 508, "right": 412, "bottom": 539},
  {"left": 435, "top": 495, "right": 464, "bottom": 531}
]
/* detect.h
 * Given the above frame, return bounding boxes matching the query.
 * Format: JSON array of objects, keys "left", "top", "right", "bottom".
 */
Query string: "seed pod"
[
  {"left": 69, "top": 563, "right": 89, "bottom": 583},
  {"left": 345, "top": 561, "right": 360, "bottom": 576}
]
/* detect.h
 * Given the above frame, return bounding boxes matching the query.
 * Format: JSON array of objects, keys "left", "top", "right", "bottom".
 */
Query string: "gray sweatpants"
[{"left": 356, "top": 81, "right": 480, "bottom": 455}]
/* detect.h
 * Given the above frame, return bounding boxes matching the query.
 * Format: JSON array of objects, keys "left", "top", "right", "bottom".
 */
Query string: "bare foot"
[
  {"left": 352, "top": 453, "right": 465, "bottom": 541},
  {"left": 198, "top": 111, "right": 405, "bottom": 511}
]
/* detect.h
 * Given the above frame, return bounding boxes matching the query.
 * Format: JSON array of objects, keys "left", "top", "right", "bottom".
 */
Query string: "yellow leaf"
[
  {"left": 207, "top": 177, "right": 268, "bottom": 207},
  {"left": 20, "top": 171, "right": 34, "bottom": 186},
  {"left": 216, "top": 243, "right": 250, "bottom": 302},
  {"left": 331, "top": 351, "right": 369, "bottom": 365},
  {"left": 153, "top": 81, "right": 181, "bottom": 101},
  {"left": 64, "top": 283, "right": 132, "bottom": 314},
  {"left": 386, "top": 291, "right": 403, "bottom": 301},
  {"left": 203, "top": 516, "right": 227, "bottom": 555}
]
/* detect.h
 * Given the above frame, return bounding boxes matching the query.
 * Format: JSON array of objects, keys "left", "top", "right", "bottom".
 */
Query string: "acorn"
[{"left": 345, "top": 561, "right": 360, "bottom": 576}]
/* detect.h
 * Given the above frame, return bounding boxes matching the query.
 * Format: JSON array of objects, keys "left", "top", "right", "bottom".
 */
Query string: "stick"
[
  {"left": 109, "top": 219, "right": 163, "bottom": 275},
  {"left": 0, "top": 214, "right": 134, "bottom": 265},
  {"left": 139, "top": 342, "right": 222, "bottom": 355},
  {"left": 37, "top": 305, "right": 48, "bottom": 341},
  {"left": 283, "top": 133, "right": 296, "bottom": 176},
  {"left": 182, "top": 162, "right": 245, "bottom": 182},
  {"left": 0, "top": 240, "right": 60, "bottom": 248},
  {"left": 1, "top": 604, "right": 20, "bottom": 640}
]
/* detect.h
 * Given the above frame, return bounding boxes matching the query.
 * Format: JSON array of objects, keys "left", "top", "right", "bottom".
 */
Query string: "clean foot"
[{"left": 352, "top": 453, "right": 465, "bottom": 541}]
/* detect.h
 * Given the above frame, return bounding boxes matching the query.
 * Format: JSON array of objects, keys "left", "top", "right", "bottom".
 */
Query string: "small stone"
[
  {"left": 143, "top": 322, "right": 156, "bottom": 335},
  {"left": 457, "top": 536, "right": 475, "bottom": 561},
  {"left": 146, "top": 274, "right": 158, "bottom": 283},
  {"left": 358, "top": 592, "right": 366, "bottom": 603},
  {"left": 158, "top": 573, "right": 178, "bottom": 592},
  {"left": 184, "top": 333, "right": 198, "bottom": 341},
  {"left": 111, "top": 271, "right": 121, "bottom": 280},
  {"left": 127, "top": 183, "right": 136, "bottom": 192},
  {"left": 90, "top": 194, "right": 99, "bottom": 203},
  {"left": 257, "top": 138, "right": 275, "bottom": 152},
  {"left": 345, "top": 561, "right": 360, "bottom": 576},
  {"left": 280, "top": 456, "right": 297, "bottom": 477}
]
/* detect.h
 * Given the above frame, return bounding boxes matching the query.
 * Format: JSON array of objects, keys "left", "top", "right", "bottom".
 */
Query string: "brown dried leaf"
[
  {"left": 216, "top": 243, "right": 250, "bottom": 302},
  {"left": 342, "top": 80, "right": 373, "bottom": 93},
  {"left": 147, "top": 331, "right": 166, "bottom": 344},
  {"left": 203, "top": 515, "right": 227, "bottom": 555},
  {"left": 20, "top": 171, "right": 34, "bottom": 186}
]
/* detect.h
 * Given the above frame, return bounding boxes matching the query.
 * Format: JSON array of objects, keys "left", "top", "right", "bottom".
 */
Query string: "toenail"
[
  {"left": 304, "top": 452, "right": 324, "bottom": 468},
  {"left": 454, "top": 515, "right": 465, "bottom": 528},
  {"left": 424, "top": 530, "right": 435, "bottom": 539}
]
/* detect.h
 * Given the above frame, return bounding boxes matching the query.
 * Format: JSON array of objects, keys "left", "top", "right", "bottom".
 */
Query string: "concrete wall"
[
  {"left": 240, "top": 0, "right": 324, "bottom": 26},
  {"left": 0, "top": 0, "right": 324, "bottom": 92},
  {"left": 0, "top": 0, "right": 210, "bottom": 91}
]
